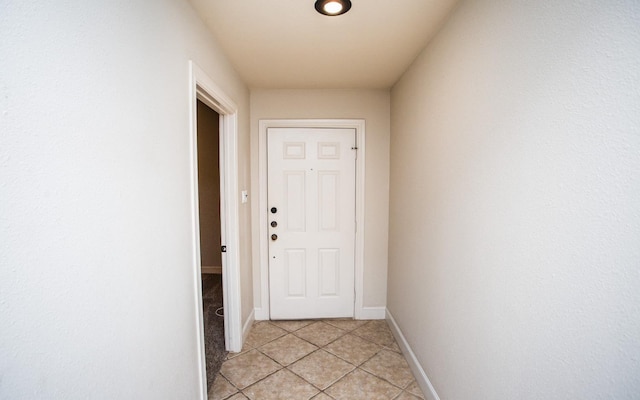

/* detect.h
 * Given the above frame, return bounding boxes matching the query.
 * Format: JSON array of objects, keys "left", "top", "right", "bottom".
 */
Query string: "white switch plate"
[{"left": 241, "top": 190, "right": 248, "bottom": 204}]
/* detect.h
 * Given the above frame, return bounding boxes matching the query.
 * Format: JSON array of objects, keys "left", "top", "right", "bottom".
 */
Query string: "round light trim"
[{"left": 315, "top": 0, "right": 352, "bottom": 16}]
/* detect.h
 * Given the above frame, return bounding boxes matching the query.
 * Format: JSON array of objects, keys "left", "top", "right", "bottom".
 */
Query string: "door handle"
[
  {"left": 271, "top": 234, "right": 278, "bottom": 241},
  {"left": 271, "top": 221, "right": 278, "bottom": 227}
]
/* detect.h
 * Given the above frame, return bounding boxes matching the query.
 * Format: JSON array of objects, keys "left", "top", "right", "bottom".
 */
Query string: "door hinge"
[{"left": 221, "top": 245, "right": 227, "bottom": 253}]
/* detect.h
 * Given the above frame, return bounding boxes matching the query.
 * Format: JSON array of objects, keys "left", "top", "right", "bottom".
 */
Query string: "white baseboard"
[
  {"left": 386, "top": 309, "right": 441, "bottom": 400},
  {"left": 254, "top": 306, "right": 383, "bottom": 321},
  {"left": 253, "top": 307, "right": 269, "bottom": 321},
  {"left": 356, "top": 306, "right": 386, "bottom": 320},
  {"left": 202, "top": 266, "right": 222, "bottom": 274}
]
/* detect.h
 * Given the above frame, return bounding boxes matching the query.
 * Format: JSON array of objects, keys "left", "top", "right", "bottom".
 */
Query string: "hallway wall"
[
  {"left": 0, "top": 1, "right": 251, "bottom": 398},
  {"left": 388, "top": 0, "right": 640, "bottom": 399}
]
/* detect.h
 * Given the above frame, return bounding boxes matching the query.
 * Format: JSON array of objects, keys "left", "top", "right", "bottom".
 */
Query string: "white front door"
[{"left": 267, "top": 127, "right": 356, "bottom": 320}]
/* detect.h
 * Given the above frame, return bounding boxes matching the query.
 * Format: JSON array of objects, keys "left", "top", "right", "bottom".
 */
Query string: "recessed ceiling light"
[{"left": 315, "top": 0, "right": 352, "bottom": 16}]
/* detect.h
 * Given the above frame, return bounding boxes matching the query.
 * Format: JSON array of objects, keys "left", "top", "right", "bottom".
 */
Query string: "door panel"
[
  {"left": 318, "top": 171, "right": 340, "bottom": 231},
  {"left": 268, "top": 127, "right": 356, "bottom": 319},
  {"left": 318, "top": 248, "right": 340, "bottom": 296},
  {"left": 284, "top": 171, "right": 306, "bottom": 231},
  {"left": 285, "top": 249, "right": 306, "bottom": 297}
]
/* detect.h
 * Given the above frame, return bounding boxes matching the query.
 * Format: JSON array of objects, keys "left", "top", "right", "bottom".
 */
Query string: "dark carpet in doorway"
[{"left": 202, "top": 274, "right": 227, "bottom": 391}]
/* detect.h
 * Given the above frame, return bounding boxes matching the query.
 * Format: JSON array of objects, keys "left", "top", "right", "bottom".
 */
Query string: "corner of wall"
[
  {"left": 386, "top": 309, "right": 441, "bottom": 400},
  {"left": 240, "top": 308, "right": 256, "bottom": 349}
]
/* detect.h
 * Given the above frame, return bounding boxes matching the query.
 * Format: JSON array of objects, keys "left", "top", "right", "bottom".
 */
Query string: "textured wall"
[
  {"left": 388, "top": 0, "right": 640, "bottom": 399},
  {"left": 0, "top": 1, "right": 250, "bottom": 398}
]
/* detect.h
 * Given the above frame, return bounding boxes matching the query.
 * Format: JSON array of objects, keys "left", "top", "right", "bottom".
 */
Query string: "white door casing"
[
  {"left": 268, "top": 127, "right": 357, "bottom": 319},
  {"left": 189, "top": 61, "right": 243, "bottom": 400}
]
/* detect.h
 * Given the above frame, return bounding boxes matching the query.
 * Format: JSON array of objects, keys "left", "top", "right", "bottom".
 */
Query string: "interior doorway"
[
  {"left": 197, "top": 100, "right": 223, "bottom": 276},
  {"left": 196, "top": 100, "right": 226, "bottom": 391}
]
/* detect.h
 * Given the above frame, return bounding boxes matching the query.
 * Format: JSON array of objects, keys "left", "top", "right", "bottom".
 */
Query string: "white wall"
[
  {"left": 388, "top": 1, "right": 640, "bottom": 399},
  {"left": 250, "top": 90, "right": 391, "bottom": 315},
  {"left": 0, "top": 1, "right": 251, "bottom": 398}
]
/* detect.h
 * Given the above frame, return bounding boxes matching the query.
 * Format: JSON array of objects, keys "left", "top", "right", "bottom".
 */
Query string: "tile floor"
[{"left": 209, "top": 319, "right": 425, "bottom": 400}]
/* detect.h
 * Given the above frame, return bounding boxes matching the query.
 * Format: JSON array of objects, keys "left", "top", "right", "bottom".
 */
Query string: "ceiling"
[{"left": 189, "top": 0, "right": 460, "bottom": 89}]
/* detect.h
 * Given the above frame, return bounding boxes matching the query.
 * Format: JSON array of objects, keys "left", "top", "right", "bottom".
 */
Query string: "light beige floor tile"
[
  {"left": 243, "top": 369, "right": 319, "bottom": 400},
  {"left": 405, "top": 381, "right": 425, "bottom": 399},
  {"left": 226, "top": 394, "right": 249, "bottom": 400},
  {"left": 294, "top": 321, "right": 346, "bottom": 347},
  {"left": 209, "top": 374, "right": 238, "bottom": 400},
  {"left": 385, "top": 341, "right": 402, "bottom": 354},
  {"left": 352, "top": 320, "right": 395, "bottom": 346},
  {"left": 269, "top": 320, "right": 315, "bottom": 332},
  {"left": 220, "top": 350, "right": 281, "bottom": 389},
  {"left": 324, "top": 333, "right": 382, "bottom": 366},
  {"left": 324, "top": 319, "right": 369, "bottom": 332},
  {"left": 311, "top": 393, "right": 335, "bottom": 399},
  {"left": 289, "top": 350, "right": 355, "bottom": 390},
  {"left": 221, "top": 319, "right": 421, "bottom": 399},
  {"left": 361, "top": 349, "right": 414, "bottom": 388},
  {"left": 259, "top": 334, "right": 318, "bottom": 366},
  {"left": 243, "top": 321, "right": 287, "bottom": 349},
  {"left": 325, "top": 369, "right": 402, "bottom": 400},
  {"left": 393, "top": 391, "right": 422, "bottom": 400}
]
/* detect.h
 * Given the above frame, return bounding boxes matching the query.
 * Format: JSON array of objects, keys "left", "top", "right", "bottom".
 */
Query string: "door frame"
[
  {"left": 189, "top": 61, "right": 243, "bottom": 399},
  {"left": 256, "top": 119, "right": 366, "bottom": 320}
]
